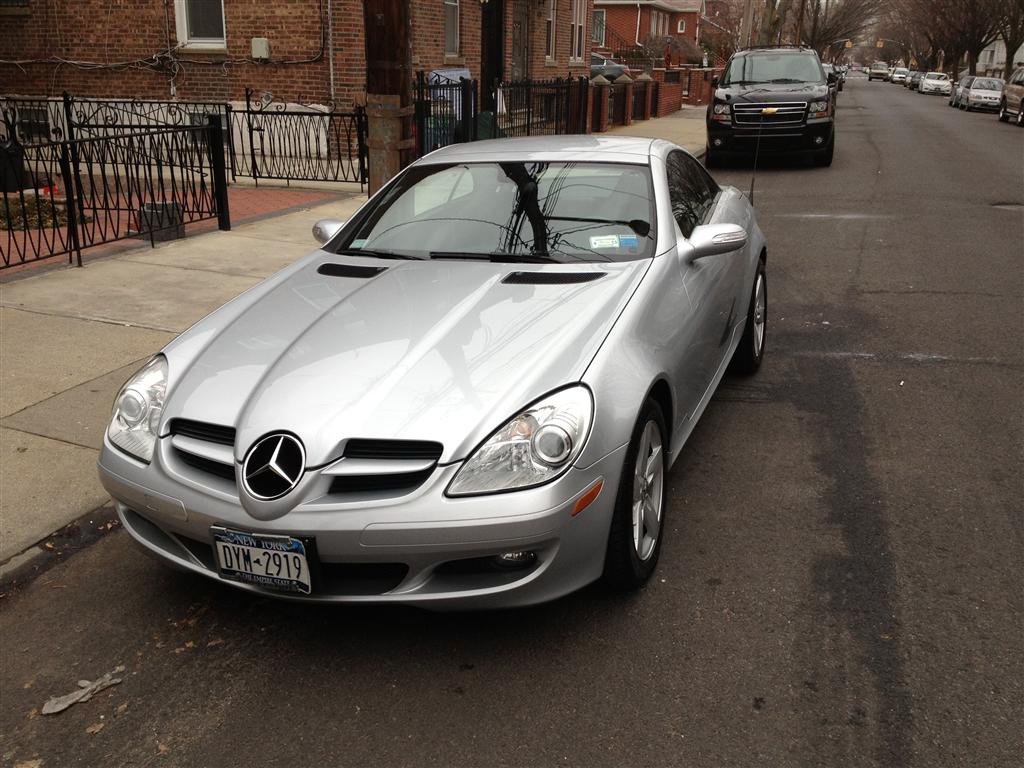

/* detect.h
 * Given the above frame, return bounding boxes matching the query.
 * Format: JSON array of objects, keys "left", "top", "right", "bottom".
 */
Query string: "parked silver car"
[
  {"left": 961, "top": 77, "right": 1004, "bottom": 111},
  {"left": 919, "top": 72, "right": 952, "bottom": 95},
  {"left": 98, "top": 136, "right": 768, "bottom": 609},
  {"left": 950, "top": 75, "right": 975, "bottom": 107}
]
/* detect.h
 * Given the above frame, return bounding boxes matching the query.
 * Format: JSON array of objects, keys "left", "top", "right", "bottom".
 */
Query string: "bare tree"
[
  {"left": 802, "top": 0, "right": 881, "bottom": 56},
  {"left": 997, "top": 0, "right": 1024, "bottom": 79}
]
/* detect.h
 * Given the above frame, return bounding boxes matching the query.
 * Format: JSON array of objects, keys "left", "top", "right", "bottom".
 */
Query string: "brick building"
[
  {"left": 0, "top": 0, "right": 594, "bottom": 107},
  {"left": 592, "top": 0, "right": 704, "bottom": 62}
]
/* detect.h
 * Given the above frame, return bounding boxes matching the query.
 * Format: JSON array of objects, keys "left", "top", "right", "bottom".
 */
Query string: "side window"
[{"left": 666, "top": 151, "right": 718, "bottom": 238}]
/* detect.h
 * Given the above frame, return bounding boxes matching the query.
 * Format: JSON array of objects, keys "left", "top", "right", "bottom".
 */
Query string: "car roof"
[{"left": 419, "top": 135, "right": 656, "bottom": 165}]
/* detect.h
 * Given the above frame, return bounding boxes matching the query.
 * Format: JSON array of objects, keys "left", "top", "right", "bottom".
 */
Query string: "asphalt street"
[{"left": 1, "top": 75, "right": 1021, "bottom": 768}]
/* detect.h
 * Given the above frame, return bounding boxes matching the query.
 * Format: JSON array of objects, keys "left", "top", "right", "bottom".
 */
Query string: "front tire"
[
  {"left": 998, "top": 101, "right": 1009, "bottom": 121},
  {"left": 730, "top": 259, "right": 767, "bottom": 375},
  {"left": 1017, "top": 107, "right": 1024, "bottom": 127},
  {"left": 703, "top": 144, "right": 718, "bottom": 169},
  {"left": 603, "top": 401, "right": 668, "bottom": 590},
  {"left": 813, "top": 137, "right": 834, "bottom": 167}
]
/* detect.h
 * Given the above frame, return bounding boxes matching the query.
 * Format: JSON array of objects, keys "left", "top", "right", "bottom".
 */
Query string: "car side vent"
[
  {"left": 502, "top": 271, "right": 606, "bottom": 285},
  {"left": 343, "top": 439, "right": 443, "bottom": 461},
  {"left": 317, "top": 263, "right": 388, "bottom": 278},
  {"left": 168, "top": 419, "right": 236, "bottom": 446}
]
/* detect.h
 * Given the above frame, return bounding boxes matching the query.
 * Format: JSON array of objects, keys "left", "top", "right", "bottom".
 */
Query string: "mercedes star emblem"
[{"left": 242, "top": 433, "right": 306, "bottom": 500}]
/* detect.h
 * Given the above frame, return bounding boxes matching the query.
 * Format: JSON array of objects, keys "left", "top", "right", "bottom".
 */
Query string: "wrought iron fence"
[
  {"left": 496, "top": 77, "right": 589, "bottom": 137},
  {"left": 231, "top": 88, "right": 367, "bottom": 184},
  {"left": 609, "top": 82, "right": 628, "bottom": 126},
  {"left": 413, "top": 72, "right": 479, "bottom": 156},
  {"left": 1, "top": 119, "right": 228, "bottom": 270},
  {"left": 2, "top": 92, "right": 368, "bottom": 187}
]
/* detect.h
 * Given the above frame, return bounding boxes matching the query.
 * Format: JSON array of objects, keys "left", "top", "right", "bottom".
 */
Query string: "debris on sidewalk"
[{"left": 40, "top": 666, "right": 125, "bottom": 715}]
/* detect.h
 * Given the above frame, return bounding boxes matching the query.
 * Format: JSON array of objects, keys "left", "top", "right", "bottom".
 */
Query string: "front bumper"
[
  {"left": 968, "top": 98, "right": 1000, "bottom": 110},
  {"left": 98, "top": 436, "right": 627, "bottom": 609},
  {"left": 707, "top": 117, "right": 834, "bottom": 156}
]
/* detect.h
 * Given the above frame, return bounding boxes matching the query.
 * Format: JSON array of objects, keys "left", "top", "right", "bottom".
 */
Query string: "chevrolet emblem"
[{"left": 761, "top": 107, "right": 779, "bottom": 114}]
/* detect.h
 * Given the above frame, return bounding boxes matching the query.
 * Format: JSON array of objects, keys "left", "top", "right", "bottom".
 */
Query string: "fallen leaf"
[
  {"left": 27, "top": 708, "right": 39, "bottom": 720},
  {"left": 184, "top": 641, "right": 195, "bottom": 649},
  {"left": 14, "top": 760, "right": 43, "bottom": 768},
  {"left": 206, "top": 638, "right": 224, "bottom": 648},
  {"left": 173, "top": 647, "right": 185, "bottom": 654},
  {"left": 157, "top": 742, "right": 170, "bottom": 755},
  {"left": 43, "top": 542, "right": 55, "bottom": 550},
  {"left": 86, "top": 722, "right": 105, "bottom": 735},
  {"left": 115, "top": 703, "right": 129, "bottom": 716},
  {"left": 23, "top": 681, "right": 33, "bottom": 689}
]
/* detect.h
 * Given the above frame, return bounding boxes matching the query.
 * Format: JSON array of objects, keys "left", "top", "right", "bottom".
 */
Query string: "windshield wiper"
[
  {"left": 544, "top": 216, "right": 651, "bottom": 237},
  {"left": 768, "top": 78, "right": 806, "bottom": 84},
  {"left": 335, "top": 248, "right": 420, "bottom": 260},
  {"left": 429, "top": 251, "right": 562, "bottom": 263}
]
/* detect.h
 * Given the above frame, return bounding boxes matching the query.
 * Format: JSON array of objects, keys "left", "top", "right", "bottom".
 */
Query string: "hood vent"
[
  {"left": 503, "top": 271, "right": 605, "bottom": 285},
  {"left": 317, "top": 263, "right": 388, "bottom": 279}
]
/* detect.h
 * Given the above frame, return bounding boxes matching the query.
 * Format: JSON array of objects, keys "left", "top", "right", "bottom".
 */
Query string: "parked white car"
[
  {"left": 919, "top": 72, "right": 952, "bottom": 95},
  {"left": 961, "top": 77, "right": 1004, "bottom": 111},
  {"left": 891, "top": 67, "right": 909, "bottom": 84}
]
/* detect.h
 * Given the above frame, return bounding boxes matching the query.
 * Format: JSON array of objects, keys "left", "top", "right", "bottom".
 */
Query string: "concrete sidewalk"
[{"left": 0, "top": 109, "right": 706, "bottom": 572}]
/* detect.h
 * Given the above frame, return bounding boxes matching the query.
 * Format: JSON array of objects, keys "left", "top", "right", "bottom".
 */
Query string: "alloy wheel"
[
  {"left": 631, "top": 421, "right": 664, "bottom": 562},
  {"left": 753, "top": 273, "right": 766, "bottom": 357}
]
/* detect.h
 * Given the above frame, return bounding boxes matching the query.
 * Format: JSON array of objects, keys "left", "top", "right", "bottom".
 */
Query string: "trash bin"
[
  {"left": 0, "top": 141, "right": 26, "bottom": 193},
  {"left": 137, "top": 201, "right": 185, "bottom": 241}
]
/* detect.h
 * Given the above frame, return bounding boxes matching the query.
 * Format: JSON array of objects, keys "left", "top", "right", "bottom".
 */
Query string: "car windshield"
[
  {"left": 895, "top": 68, "right": 909, "bottom": 75},
  {"left": 722, "top": 53, "right": 823, "bottom": 85},
  {"left": 925, "top": 73, "right": 947, "bottom": 80},
  {"left": 338, "top": 162, "right": 657, "bottom": 263},
  {"left": 972, "top": 78, "right": 1002, "bottom": 90}
]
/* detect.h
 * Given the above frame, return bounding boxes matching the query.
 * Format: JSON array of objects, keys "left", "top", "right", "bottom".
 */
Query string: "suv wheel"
[
  {"left": 999, "top": 101, "right": 1009, "bottom": 121},
  {"left": 704, "top": 145, "right": 718, "bottom": 169},
  {"left": 1017, "top": 107, "right": 1024, "bottom": 127}
]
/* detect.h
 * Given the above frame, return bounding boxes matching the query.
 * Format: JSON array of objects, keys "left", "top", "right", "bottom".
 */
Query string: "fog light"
[
  {"left": 493, "top": 551, "right": 536, "bottom": 568},
  {"left": 814, "top": 136, "right": 824, "bottom": 145},
  {"left": 713, "top": 137, "right": 723, "bottom": 147}
]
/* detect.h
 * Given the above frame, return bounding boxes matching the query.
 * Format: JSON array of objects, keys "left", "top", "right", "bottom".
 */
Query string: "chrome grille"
[
  {"left": 168, "top": 419, "right": 236, "bottom": 483},
  {"left": 732, "top": 102, "right": 808, "bottom": 126},
  {"left": 327, "top": 439, "right": 444, "bottom": 496}
]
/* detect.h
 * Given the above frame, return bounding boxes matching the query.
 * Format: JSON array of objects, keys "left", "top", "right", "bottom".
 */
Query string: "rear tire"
[
  {"left": 1017, "top": 107, "right": 1024, "bottom": 127},
  {"left": 729, "top": 259, "right": 767, "bottom": 375},
  {"left": 703, "top": 145, "right": 718, "bottom": 169},
  {"left": 603, "top": 400, "right": 668, "bottom": 590},
  {"left": 998, "top": 101, "right": 1009, "bottom": 121}
]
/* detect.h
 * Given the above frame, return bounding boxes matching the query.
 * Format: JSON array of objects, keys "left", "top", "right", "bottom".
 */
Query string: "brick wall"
[
  {"left": 0, "top": 1, "right": 592, "bottom": 105},
  {"left": 656, "top": 81, "right": 682, "bottom": 115},
  {"left": 601, "top": 5, "right": 640, "bottom": 50}
]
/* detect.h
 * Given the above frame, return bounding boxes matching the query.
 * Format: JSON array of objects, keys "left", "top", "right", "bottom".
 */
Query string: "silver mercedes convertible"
[{"left": 98, "top": 136, "right": 767, "bottom": 609}]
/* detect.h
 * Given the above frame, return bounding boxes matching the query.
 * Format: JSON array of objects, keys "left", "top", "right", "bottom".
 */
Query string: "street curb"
[{"left": 0, "top": 503, "right": 120, "bottom": 598}]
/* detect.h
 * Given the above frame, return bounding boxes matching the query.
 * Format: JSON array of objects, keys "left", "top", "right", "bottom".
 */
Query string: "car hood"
[
  {"left": 716, "top": 83, "right": 829, "bottom": 103},
  {"left": 161, "top": 255, "right": 650, "bottom": 466},
  {"left": 970, "top": 89, "right": 1000, "bottom": 96}
]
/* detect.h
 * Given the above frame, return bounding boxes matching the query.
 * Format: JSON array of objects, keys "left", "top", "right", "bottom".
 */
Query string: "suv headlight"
[
  {"left": 809, "top": 100, "right": 829, "bottom": 113},
  {"left": 107, "top": 355, "right": 167, "bottom": 463},
  {"left": 711, "top": 101, "right": 731, "bottom": 122},
  {"left": 447, "top": 386, "right": 594, "bottom": 496},
  {"left": 713, "top": 102, "right": 731, "bottom": 114}
]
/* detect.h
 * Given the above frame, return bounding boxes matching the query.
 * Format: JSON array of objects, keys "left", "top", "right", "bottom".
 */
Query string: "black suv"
[{"left": 706, "top": 46, "right": 836, "bottom": 167}]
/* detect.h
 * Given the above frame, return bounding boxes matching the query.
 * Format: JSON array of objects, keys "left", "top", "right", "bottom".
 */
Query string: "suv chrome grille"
[{"left": 732, "top": 101, "right": 808, "bottom": 126}]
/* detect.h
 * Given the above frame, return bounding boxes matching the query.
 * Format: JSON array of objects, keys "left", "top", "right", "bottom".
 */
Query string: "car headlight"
[
  {"left": 447, "top": 386, "right": 594, "bottom": 496},
  {"left": 713, "top": 102, "right": 731, "bottom": 115},
  {"left": 107, "top": 355, "right": 167, "bottom": 463},
  {"left": 809, "top": 100, "right": 829, "bottom": 114}
]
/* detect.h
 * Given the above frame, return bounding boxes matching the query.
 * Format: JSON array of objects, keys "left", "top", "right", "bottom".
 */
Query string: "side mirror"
[
  {"left": 686, "top": 223, "right": 747, "bottom": 261},
  {"left": 312, "top": 218, "right": 345, "bottom": 245},
  {"left": 827, "top": 72, "right": 838, "bottom": 85},
  {"left": 711, "top": 76, "right": 719, "bottom": 87}
]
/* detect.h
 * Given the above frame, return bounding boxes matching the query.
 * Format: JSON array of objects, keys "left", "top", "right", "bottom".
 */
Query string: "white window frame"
[
  {"left": 677, "top": 19, "right": 686, "bottom": 34},
  {"left": 174, "top": 0, "right": 226, "bottom": 51},
  {"left": 570, "top": 0, "right": 586, "bottom": 62},
  {"left": 592, "top": 9, "right": 606, "bottom": 47},
  {"left": 545, "top": 0, "right": 557, "bottom": 60},
  {"left": 444, "top": 0, "right": 460, "bottom": 57}
]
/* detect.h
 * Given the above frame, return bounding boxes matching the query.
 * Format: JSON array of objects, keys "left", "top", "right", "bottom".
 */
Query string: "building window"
[
  {"left": 650, "top": 10, "right": 669, "bottom": 37},
  {"left": 570, "top": 0, "right": 586, "bottom": 62},
  {"left": 677, "top": 19, "right": 686, "bottom": 34},
  {"left": 545, "top": 0, "right": 556, "bottom": 59},
  {"left": 175, "top": 0, "right": 225, "bottom": 49},
  {"left": 592, "top": 9, "right": 606, "bottom": 46},
  {"left": 444, "top": 0, "right": 459, "bottom": 56}
]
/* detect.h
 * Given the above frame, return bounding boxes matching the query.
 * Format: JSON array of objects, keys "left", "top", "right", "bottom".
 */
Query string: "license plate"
[{"left": 212, "top": 527, "right": 312, "bottom": 594}]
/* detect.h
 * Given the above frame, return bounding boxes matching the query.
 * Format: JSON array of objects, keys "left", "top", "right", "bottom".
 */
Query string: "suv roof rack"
[{"left": 737, "top": 44, "right": 815, "bottom": 52}]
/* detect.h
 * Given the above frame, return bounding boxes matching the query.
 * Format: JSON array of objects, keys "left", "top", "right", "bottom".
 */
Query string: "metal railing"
[
  {"left": 1, "top": 119, "right": 228, "bottom": 270},
  {"left": 496, "top": 77, "right": 589, "bottom": 137},
  {"left": 413, "top": 73, "right": 479, "bottom": 157},
  {"left": 2, "top": 92, "right": 368, "bottom": 187},
  {"left": 231, "top": 88, "right": 367, "bottom": 184}
]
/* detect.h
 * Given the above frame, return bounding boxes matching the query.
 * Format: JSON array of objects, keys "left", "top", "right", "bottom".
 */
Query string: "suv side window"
[{"left": 666, "top": 150, "right": 719, "bottom": 238}]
